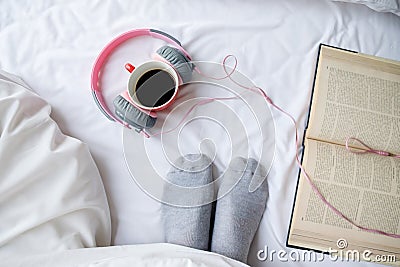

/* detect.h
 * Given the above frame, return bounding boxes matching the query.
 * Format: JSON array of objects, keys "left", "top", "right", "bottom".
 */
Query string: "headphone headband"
[{"left": 91, "top": 28, "right": 191, "bottom": 125}]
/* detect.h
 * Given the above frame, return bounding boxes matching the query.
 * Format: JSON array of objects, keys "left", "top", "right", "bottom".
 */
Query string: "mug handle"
[{"left": 125, "top": 63, "right": 135, "bottom": 73}]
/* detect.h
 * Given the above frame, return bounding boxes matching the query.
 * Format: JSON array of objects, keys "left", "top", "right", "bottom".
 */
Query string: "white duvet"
[
  {"left": 1, "top": 0, "right": 399, "bottom": 266},
  {"left": 4, "top": 243, "right": 246, "bottom": 267},
  {"left": 0, "top": 71, "right": 110, "bottom": 256},
  {"left": 0, "top": 72, "right": 245, "bottom": 267}
]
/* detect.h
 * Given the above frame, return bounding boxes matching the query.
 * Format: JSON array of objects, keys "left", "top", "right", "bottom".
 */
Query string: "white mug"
[{"left": 125, "top": 60, "right": 179, "bottom": 111}]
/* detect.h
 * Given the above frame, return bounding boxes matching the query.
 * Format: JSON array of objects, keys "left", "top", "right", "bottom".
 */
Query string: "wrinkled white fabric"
[
  {"left": 0, "top": 1, "right": 399, "bottom": 266},
  {"left": 332, "top": 0, "right": 400, "bottom": 16},
  {"left": 0, "top": 71, "right": 111, "bottom": 256},
  {"left": 0, "top": 71, "right": 246, "bottom": 267},
  {"left": 2, "top": 243, "right": 247, "bottom": 267}
]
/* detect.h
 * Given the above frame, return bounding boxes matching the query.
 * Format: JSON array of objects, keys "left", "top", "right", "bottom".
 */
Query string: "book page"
[
  {"left": 307, "top": 46, "right": 400, "bottom": 154},
  {"left": 289, "top": 139, "right": 400, "bottom": 261}
]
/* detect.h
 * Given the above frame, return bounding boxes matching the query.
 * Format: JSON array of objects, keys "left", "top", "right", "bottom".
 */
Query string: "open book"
[{"left": 287, "top": 45, "right": 400, "bottom": 265}]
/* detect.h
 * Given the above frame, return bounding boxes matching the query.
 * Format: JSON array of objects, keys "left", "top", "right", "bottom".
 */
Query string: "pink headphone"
[{"left": 91, "top": 28, "right": 194, "bottom": 133}]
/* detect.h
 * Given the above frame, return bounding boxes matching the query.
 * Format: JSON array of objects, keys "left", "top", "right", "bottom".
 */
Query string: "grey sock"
[
  {"left": 161, "top": 154, "right": 214, "bottom": 251},
  {"left": 211, "top": 157, "right": 269, "bottom": 263}
]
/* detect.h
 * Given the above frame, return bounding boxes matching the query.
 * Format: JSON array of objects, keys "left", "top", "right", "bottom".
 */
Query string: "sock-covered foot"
[
  {"left": 161, "top": 154, "right": 214, "bottom": 251},
  {"left": 211, "top": 157, "right": 268, "bottom": 263}
]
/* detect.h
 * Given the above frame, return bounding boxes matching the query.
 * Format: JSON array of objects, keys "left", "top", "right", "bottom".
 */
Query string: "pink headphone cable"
[
  {"left": 222, "top": 55, "right": 400, "bottom": 239},
  {"left": 142, "top": 56, "right": 242, "bottom": 138},
  {"left": 346, "top": 137, "right": 400, "bottom": 158},
  {"left": 143, "top": 55, "right": 400, "bottom": 238}
]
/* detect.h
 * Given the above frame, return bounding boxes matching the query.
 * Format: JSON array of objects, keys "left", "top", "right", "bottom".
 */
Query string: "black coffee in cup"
[{"left": 134, "top": 69, "right": 176, "bottom": 108}]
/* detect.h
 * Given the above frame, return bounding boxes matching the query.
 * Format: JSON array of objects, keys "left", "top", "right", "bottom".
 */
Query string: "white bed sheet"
[{"left": 0, "top": 0, "right": 399, "bottom": 266}]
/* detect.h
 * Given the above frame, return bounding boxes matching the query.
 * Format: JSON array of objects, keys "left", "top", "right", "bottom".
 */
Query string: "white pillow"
[
  {"left": 332, "top": 0, "right": 400, "bottom": 16},
  {"left": 0, "top": 71, "right": 111, "bottom": 257}
]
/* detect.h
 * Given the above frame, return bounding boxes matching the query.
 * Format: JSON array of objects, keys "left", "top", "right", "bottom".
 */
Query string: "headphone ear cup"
[
  {"left": 113, "top": 95, "right": 157, "bottom": 130},
  {"left": 156, "top": 45, "right": 194, "bottom": 83}
]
